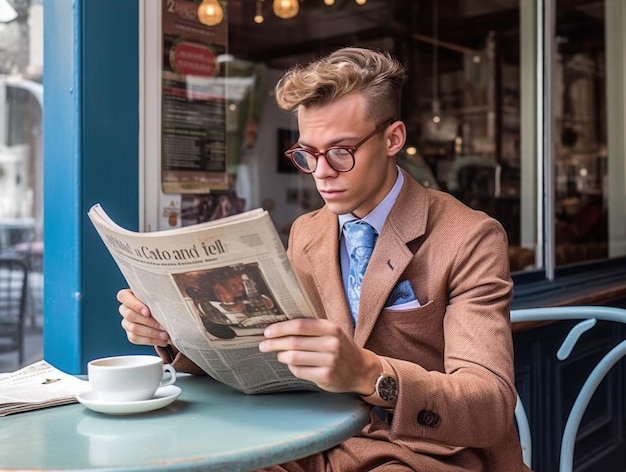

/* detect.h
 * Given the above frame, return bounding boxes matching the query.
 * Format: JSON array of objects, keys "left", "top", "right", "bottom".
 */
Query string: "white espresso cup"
[{"left": 87, "top": 355, "right": 176, "bottom": 402}]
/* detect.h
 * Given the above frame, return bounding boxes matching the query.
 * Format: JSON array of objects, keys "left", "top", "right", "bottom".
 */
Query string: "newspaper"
[
  {"left": 88, "top": 204, "right": 319, "bottom": 394},
  {"left": 0, "top": 360, "right": 90, "bottom": 416}
]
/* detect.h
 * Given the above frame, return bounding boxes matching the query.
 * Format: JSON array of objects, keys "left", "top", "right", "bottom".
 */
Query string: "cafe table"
[{"left": 0, "top": 374, "right": 371, "bottom": 471}]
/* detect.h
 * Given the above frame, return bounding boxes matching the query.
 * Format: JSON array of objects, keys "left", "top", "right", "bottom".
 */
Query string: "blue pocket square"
[{"left": 385, "top": 280, "right": 416, "bottom": 307}]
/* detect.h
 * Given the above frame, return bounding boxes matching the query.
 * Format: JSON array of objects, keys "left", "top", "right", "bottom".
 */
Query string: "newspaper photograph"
[{"left": 88, "top": 204, "right": 319, "bottom": 394}]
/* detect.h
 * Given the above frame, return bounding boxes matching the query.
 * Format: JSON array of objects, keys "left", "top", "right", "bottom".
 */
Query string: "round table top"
[{"left": 0, "top": 375, "right": 371, "bottom": 471}]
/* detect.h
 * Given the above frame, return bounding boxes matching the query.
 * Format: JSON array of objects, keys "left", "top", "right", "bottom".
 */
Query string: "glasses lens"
[
  {"left": 290, "top": 149, "right": 316, "bottom": 173},
  {"left": 326, "top": 148, "right": 355, "bottom": 172}
]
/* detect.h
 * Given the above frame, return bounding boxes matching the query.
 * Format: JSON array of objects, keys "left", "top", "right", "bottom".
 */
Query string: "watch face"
[{"left": 377, "top": 375, "right": 398, "bottom": 402}]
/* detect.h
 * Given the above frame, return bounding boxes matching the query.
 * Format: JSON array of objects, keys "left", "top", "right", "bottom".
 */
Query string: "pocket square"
[{"left": 385, "top": 280, "right": 417, "bottom": 307}]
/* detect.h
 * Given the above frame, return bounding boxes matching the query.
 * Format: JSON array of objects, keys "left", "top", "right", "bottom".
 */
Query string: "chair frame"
[
  {"left": 0, "top": 256, "right": 29, "bottom": 365},
  {"left": 511, "top": 305, "right": 626, "bottom": 472}
]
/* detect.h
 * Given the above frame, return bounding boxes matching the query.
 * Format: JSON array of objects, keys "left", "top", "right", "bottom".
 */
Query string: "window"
[
  {"left": 0, "top": 0, "right": 44, "bottom": 371},
  {"left": 142, "top": 0, "right": 625, "bottom": 277}
]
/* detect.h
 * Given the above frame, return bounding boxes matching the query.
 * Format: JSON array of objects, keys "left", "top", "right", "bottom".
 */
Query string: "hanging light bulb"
[
  {"left": 197, "top": 0, "right": 224, "bottom": 27},
  {"left": 324, "top": 0, "right": 335, "bottom": 5},
  {"left": 273, "top": 0, "right": 299, "bottom": 19},
  {"left": 355, "top": 0, "right": 367, "bottom": 5},
  {"left": 254, "top": 0, "right": 265, "bottom": 23}
]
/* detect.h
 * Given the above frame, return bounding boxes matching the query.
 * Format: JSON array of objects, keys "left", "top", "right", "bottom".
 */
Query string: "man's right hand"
[{"left": 117, "top": 288, "right": 171, "bottom": 346}]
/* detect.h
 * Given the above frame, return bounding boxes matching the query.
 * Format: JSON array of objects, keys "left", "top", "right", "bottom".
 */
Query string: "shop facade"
[{"left": 41, "top": 1, "right": 626, "bottom": 469}]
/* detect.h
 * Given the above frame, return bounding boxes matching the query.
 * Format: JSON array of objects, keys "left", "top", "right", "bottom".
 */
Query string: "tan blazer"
[
  {"left": 163, "top": 170, "right": 528, "bottom": 471},
  {"left": 282, "top": 170, "right": 528, "bottom": 471}
]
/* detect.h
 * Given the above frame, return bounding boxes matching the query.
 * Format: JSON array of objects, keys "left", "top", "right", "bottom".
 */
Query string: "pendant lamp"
[
  {"left": 273, "top": 0, "right": 299, "bottom": 19},
  {"left": 197, "top": 0, "right": 224, "bottom": 26}
]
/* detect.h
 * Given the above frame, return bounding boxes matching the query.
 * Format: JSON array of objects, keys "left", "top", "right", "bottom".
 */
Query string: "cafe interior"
[{"left": 1, "top": 0, "right": 626, "bottom": 470}]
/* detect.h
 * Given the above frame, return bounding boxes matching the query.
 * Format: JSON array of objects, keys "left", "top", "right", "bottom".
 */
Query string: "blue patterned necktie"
[{"left": 344, "top": 220, "right": 377, "bottom": 322}]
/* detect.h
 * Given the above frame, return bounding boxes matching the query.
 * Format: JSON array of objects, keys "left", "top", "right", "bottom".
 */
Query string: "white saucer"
[{"left": 76, "top": 385, "right": 182, "bottom": 415}]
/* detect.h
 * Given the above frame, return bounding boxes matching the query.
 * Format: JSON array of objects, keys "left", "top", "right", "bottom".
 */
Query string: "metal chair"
[
  {"left": 0, "top": 257, "right": 29, "bottom": 365},
  {"left": 511, "top": 306, "right": 626, "bottom": 472}
]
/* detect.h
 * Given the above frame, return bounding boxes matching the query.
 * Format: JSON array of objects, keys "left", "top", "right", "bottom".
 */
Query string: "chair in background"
[
  {"left": 446, "top": 155, "right": 500, "bottom": 216},
  {"left": 0, "top": 257, "right": 29, "bottom": 365},
  {"left": 511, "top": 306, "right": 626, "bottom": 472},
  {"left": 0, "top": 223, "right": 42, "bottom": 329}
]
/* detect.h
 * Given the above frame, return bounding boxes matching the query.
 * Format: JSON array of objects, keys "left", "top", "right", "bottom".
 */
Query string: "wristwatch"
[{"left": 360, "top": 373, "right": 398, "bottom": 407}]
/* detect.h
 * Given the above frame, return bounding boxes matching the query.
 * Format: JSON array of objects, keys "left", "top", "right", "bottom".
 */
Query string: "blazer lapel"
[
  {"left": 300, "top": 209, "right": 356, "bottom": 337},
  {"left": 295, "top": 171, "right": 431, "bottom": 344},
  {"left": 354, "top": 171, "right": 430, "bottom": 345}
]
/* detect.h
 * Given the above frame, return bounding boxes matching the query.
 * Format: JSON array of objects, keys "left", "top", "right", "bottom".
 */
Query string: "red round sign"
[{"left": 170, "top": 42, "right": 217, "bottom": 77}]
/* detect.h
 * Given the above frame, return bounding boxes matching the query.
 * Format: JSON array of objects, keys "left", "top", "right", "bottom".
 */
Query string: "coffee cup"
[{"left": 87, "top": 355, "right": 176, "bottom": 402}]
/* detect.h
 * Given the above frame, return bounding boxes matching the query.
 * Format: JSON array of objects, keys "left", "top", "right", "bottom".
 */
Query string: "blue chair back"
[{"left": 511, "top": 306, "right": 626, "bottom": 472}]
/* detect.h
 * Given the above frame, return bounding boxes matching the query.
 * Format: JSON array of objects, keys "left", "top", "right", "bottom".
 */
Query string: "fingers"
[
  {"left": 263, "top": 317, "right": 340, "bottom": 339},
  {"left": 259, "top": 318, "right": 338, "bottom": 354},
  {"left": 117, "top": 288, "right": 169, "bottom": 346},
  {"left": 275, "top": 347, "right": 336, "bottom": 368},
  {"left": 119, "top": 307, "right": 170, "bottom": 346},
  {"left": 258, "top": 318, "right": 374, "bottom": 393},
  {"left": 260, "top": 331, "right": 341, "bottom": 356},
  {"left": 117, "top": 288, "right": 150, "bottom": 317}
]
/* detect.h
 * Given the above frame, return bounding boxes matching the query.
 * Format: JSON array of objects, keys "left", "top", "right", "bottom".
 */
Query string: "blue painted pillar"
[{"left": 44, "top": 0, "right": 146, "bottom": 374}]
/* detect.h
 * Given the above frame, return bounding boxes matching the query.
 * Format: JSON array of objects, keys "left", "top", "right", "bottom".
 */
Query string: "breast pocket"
[{"left": 368, "top": 300, "right": 446, "bottom": 368}]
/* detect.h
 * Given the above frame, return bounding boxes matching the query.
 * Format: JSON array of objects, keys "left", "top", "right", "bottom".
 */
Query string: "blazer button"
[{"left": 417, "top": 409, "right": 440, "bottom": 427}]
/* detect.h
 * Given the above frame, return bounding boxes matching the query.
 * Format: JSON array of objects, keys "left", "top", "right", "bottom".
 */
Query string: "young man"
[{"left": 118, "top": 47, "right": 528, "bottom": 471}]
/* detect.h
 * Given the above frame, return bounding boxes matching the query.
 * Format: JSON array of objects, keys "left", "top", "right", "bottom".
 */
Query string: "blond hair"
[{"left": 275, "top": 47, "right": 406, "bottom": 123}]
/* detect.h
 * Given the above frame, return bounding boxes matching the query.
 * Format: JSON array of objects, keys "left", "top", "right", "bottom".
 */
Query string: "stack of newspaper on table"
[
  {"left": 0, "top": 360, "right": 89, "bottom": 416},
  {"left": 88, "top": 204, "right": 320, "bottom": 395}
]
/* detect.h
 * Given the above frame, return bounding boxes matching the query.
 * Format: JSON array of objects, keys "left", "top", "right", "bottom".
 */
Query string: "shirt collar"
[{"left": 338, "top": 166, "right": 404, "bottom": 236}]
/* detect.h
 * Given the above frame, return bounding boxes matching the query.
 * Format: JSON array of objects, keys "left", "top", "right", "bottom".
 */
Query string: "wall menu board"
[{"left": 161, "top": 0, "right": 229, "bottom": 193}]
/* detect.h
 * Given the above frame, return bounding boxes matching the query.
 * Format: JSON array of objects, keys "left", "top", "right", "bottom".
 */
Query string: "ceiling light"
[
  {"left": 355, "top": 0, "right": 367, "bottom": 4},
  {"left": 324, "top": 0, "right": 335, "bottom": 5},
  {"left": 254, "top": 0, "right": 265, "bottom": 23},
  {"left": 197, "top": 0, "right": 224, "bottom": 27},
  {"left": 273, "top": 0, "right": 299, "bottom": 19}
]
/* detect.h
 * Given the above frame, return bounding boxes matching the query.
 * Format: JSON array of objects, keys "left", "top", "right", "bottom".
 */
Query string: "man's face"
[
  {"left": 213, "top": 281, "right": 234, "bottom": 303},
  {"left": 296, "top": 94, "right": 403, "bottom": 218},
  {"left": 213, "top": 275, "right": 245, "bottom": 304},
  {"left": 226, "top": 275, "right": 245, "bottom": 298}
]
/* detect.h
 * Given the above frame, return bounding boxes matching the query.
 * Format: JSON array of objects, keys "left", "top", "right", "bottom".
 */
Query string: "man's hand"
[
  {"left": 117, "top": 289, "right": 170, "bottom": 346},
  {"left": 258, "top": 318, "right": 381, "bottom": 395}
]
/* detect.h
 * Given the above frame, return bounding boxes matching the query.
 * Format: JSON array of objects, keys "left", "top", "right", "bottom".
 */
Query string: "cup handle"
[{"left": 161, "top": 364, "right": 177, "bottom": 387}]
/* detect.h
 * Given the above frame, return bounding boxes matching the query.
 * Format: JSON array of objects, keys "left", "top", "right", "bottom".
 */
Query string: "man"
[{"left": 118, "top": 47, "right": 528, "bottom": 471}]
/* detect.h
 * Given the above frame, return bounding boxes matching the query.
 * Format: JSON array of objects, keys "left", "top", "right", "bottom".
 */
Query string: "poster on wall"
[{"left": 161, "top": 0, "right": 229, "bottom": 193}]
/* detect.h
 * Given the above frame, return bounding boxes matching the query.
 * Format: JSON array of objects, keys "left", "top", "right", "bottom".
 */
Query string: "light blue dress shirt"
[{"left": 338, "top": 168, "right": 420, "bottom": 310}]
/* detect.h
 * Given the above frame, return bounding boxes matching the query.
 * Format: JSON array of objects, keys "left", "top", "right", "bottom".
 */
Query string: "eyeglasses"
[{"left": 284, "top": 117, "right": 396, "bottom": 174}]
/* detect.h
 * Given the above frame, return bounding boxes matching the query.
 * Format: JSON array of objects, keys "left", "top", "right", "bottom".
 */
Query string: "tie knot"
[{"left": 344, "top": 220, "right": 377, "bottom": 249}]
